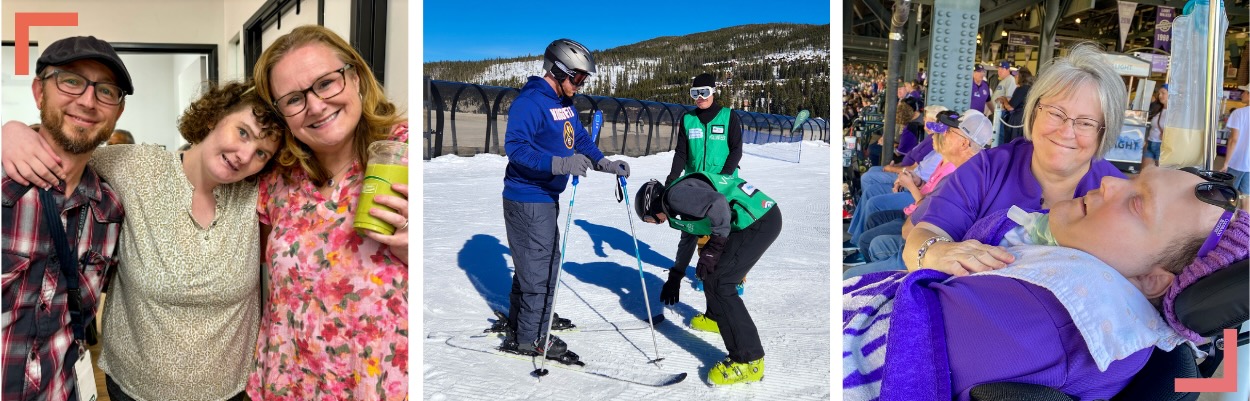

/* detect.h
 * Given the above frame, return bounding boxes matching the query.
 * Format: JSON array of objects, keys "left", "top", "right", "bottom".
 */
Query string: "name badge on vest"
[
  {"left": 689, "top": 128, "right": 704, "bottom": 139},
  {"left": 740, "top": 182, "right": 757, "bottom": 196},
  {"left": 710, "top": 126, "right": 726, "bottom": 140},
  {"left": 74, "top": 347, "right": 98, "bottom": 401}
]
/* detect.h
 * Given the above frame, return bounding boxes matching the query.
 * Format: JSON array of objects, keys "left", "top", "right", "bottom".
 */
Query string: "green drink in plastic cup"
[{"left": 354, "top": 140, "right": 408, "bottom": 235}]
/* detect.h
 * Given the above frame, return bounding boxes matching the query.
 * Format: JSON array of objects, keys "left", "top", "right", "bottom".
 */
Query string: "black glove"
[
  {"left": 660, "top": 267, "right": 684, "bottom": 305},
  {"left": 695, "top": 235, "right": 729, "bottom": 279},
  {"left": 552, "top": 154, "right": 592, "bottom": 176},
  {"left": 596, "top": 158, "right": 630, "bottom": 177}
]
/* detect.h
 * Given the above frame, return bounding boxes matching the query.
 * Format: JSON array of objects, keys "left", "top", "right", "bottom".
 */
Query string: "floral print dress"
[{"left": 248, "top": 125, "right": 408, "bottom": 400}]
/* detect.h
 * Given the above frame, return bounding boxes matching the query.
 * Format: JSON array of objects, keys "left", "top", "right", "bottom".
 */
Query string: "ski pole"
[
  {"left": 619, "top": 176, "right": 665, "bottom": 366},
  {"left": 535, "top": 110, "right": 603, "bottom": 378}
]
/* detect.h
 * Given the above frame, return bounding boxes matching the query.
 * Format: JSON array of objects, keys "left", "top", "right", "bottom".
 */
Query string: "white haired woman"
[{"left": 903, "top": 43, "right": 1128, "bottom": 276}]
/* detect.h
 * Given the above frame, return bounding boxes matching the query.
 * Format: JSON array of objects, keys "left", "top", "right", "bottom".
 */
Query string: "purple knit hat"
[{"left": 1162, "top": 210, "right": 1250, "bottom": 342}]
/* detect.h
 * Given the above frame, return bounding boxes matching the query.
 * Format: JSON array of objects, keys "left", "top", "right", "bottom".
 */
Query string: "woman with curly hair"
[
  {"left": 249, "top": 25, "right": 408, "bottom": 400},
  {"left": 1, "top": 81, "right": 283, "bottom": 400}
]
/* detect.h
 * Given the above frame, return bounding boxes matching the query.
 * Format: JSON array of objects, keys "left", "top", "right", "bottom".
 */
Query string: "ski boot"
[
  {"left": 690, "top": 313, "right": 719, "bottom": 333},
  {"left": 501, "top": 334, "right": 582, "bottom": 366},
  {"left": 709, "top": 356, "right": 764, "bottom": 385}
]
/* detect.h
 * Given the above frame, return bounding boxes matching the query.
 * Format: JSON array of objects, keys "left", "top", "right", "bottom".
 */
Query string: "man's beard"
[{"left": 40, "top": 104, "right": 114, "bottom": 155}]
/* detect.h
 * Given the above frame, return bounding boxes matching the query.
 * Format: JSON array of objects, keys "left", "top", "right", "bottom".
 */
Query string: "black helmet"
[
  {"left": 544, "top": 39, "right": 596, "bottom": 79},
  {"left": 634, "top": 179, "right": 665, "bottom": 221}
]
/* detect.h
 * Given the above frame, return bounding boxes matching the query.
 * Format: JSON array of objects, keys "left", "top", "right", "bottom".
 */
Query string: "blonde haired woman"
[{"left": 250, "top": 25, "right": 408, "bottom": 400}]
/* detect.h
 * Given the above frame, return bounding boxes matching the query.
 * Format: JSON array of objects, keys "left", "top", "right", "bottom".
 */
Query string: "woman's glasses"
[
  {"left": 273, "top": 64, "right": 352, "bottom": 117},
  {"left": 1036, "top": 103, "right": 1103, "bottom": 137}
]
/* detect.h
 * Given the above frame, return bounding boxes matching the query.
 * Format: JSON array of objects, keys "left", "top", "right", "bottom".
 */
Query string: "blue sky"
[{"left": 422, "top": 1, "right": 831, "bottom": 62}]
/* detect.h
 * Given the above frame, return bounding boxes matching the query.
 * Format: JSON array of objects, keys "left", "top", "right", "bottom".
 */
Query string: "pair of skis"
[{"left": 534, "top": 110, "right": 671, "bottom": 380}]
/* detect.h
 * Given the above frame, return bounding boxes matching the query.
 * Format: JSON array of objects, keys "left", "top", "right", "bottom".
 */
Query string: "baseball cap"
[
  {"left": 974, "top": 64, "right": 986, "bottom": 72},
  {"left": 37, "top": 36, "right": 133, "bottom": 95},
  {"left": 956, "top": 109, "right": 993, "bottom": 148},
  {"left": 999, "top": 60, "right": 1012, "bottom": 70}
]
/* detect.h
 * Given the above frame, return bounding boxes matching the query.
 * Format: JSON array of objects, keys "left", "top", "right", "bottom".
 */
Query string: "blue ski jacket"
[{"left": 503, "top": 76, "right": 606, "bottom": 203}]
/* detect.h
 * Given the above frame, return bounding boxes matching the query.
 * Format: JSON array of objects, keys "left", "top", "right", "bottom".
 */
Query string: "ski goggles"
[
  {"left": 553, "top": 60, "right": 591, "bottom": 88},
  {"left": 1181, "top": 167, "right": 1240, "bottom": 257},
  {"left": 690, "top": 86, "right": 715, "bottom": 100}
]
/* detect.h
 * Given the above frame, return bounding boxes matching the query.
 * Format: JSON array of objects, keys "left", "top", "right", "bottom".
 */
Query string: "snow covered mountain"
[{"left": 425, "top": 23, "right": 831, "bottom": 118}]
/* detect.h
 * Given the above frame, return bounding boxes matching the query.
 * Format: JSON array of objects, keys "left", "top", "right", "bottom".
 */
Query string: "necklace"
[{"left": 324, "top": 160, "right": 354, "bottom": 188}]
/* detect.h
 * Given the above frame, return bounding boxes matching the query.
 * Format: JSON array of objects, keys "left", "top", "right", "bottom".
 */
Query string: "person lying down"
[{"left": 843, "top": 167, "right": 1249, "bottom": 401}]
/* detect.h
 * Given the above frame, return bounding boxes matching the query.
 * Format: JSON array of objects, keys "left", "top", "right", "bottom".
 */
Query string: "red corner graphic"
[
  {"left": 13, "top": 13, "right": 79, "bottom": 76},
  {"left": 1176, "top": 329, "right": 1240, "bottom": 393}
]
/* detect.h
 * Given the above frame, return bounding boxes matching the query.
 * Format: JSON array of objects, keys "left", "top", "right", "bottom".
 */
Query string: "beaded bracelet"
[{"left": 917, "top": 236, "right": 952, "bottom": 270}]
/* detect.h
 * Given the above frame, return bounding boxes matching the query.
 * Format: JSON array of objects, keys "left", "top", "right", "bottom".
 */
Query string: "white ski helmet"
[{"left": 543, "top": 38, "right": 596, "bottom": 80}]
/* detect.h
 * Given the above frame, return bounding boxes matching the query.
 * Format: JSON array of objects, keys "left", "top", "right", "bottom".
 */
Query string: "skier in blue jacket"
[{"left": 500, "top": 38, "right": 630, "bottom": 362}]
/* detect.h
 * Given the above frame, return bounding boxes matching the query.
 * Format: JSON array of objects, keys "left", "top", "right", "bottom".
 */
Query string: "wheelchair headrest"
[
  {"left": 1163, "top": 211, "right": 1248, "bottom": 342},
  {"left": 1173, "top": 258, "right": 1249, "bottom": 339}
]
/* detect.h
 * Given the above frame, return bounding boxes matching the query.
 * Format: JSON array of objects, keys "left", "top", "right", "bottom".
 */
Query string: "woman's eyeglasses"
[
  {"left": 273, "top": 64, "right": 352, "bottom": 117},
  {"left": 1036, "top": 103, "right": 1103, "bottom": 137}
]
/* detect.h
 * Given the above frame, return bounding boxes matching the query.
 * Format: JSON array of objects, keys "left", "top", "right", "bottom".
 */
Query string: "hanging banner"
[
  {"left": 1155, "top": 6, "right": 1175, "bottom": 52},
  {"left": 1118, "top": 1, "right": 1138, "bottom": 51}
]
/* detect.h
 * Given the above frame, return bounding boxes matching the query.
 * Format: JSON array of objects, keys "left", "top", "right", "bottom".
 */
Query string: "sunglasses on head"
[
  {"left": 1181, "top": 167, "right": 1240, "bottom": 257},
  {"left": 690, "top": 86, "right": 714, "bottom": 100}
]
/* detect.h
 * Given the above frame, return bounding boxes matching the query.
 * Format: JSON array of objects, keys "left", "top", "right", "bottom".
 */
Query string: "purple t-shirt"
[
  {"left": 970, "top": 80, "right": 991, "bottom": 113},
  {"left": 936, "top": 275, "right": 1150, "bottom": 401},
  {"left": 911, "top": 138, "right": 1125, "bottom": 241},
  {"left": 900, "top": 135, "right": 935, "bottom": 167},
  {"left": 896, "top": 123, "right": 921, "bottom": 156}
]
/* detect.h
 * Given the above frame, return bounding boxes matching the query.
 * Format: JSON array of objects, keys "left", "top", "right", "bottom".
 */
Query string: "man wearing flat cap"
[{"left": 2, "top": 35, "right": 131, "bottom": 401}]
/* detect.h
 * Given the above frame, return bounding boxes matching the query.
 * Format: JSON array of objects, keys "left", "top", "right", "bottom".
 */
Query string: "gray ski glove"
[
  {"left": 551, "top": 154, "right": 592, "bottom": 176},
  {"left": 596, "top": 158, "right": 631, "bottom": 177}
]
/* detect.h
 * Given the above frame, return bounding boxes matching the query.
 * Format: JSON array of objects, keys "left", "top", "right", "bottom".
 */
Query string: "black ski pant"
[
  {"left": 704, "top": 205, "right": 783, "bottom": 363},
  {"left": 502, "top": 199, "right": 561, "bottom": 345}
]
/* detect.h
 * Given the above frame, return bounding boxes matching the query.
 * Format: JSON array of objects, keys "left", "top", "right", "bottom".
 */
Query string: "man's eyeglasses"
[
  {"left": 1036, "top": 103, "right": 1104, "bottom": 137},
  {"left": 1181, "top": 167, "right": 1240, "bottom": 257},
  {"left": 690, "top": 86, "right": 715, "bottom": 100},
  {"left": 39, "top": 70, "right": 125, "bottom": 106},
  {"left": 273, "top": 64, "right": 353, "bottom": 117}
]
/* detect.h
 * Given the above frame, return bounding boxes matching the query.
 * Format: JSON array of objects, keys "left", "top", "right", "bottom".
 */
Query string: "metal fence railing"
[{"left": 423, "top": 77, "right": 830, "bottom": 160}]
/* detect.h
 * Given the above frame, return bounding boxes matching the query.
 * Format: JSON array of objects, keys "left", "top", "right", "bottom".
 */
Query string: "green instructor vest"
[
  {"left": 682, "top": 108, "right": 736, "bottom": 178},
  {"left": 665, "top": 172, "right": 776, "bottom": 235}
]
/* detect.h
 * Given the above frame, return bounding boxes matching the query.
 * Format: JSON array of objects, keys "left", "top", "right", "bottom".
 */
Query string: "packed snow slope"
[{"left": 423, "top": 142, "right": 832, "bottom": 400}]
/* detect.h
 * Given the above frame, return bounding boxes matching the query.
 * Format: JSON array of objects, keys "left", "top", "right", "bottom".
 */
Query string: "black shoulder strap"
[{"left": 37, "top": 189, "right": 86, "bottom": 343}]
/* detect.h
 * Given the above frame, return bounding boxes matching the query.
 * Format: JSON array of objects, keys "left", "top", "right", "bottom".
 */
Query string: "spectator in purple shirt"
[
  {"left": 969, "top": 65, "right": 991, "bottom": 115},
  {"left": 903, "top": 43, "right": 1128, "bottom": 276}
]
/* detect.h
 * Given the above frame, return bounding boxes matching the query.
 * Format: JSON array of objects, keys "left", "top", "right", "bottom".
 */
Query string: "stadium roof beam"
[
  {"left": 861, "top": 0, "right": 893, "bottom": 34},
  {"left": 979, "top": 0, "right": 1044, "bottom": 28}
]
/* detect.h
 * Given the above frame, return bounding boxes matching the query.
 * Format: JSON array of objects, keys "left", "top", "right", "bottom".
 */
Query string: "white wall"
[
  {"left": 1, "top": 46, "right": 42, "bottom": 129},
  {"left": 387, "top": 0, "right": 409, "bottom": 113},
  {"left": 2, "top": 1, "right": 224, "bottom": 53},
  {"left": 111, "top": 53, "right": 179, "bottom": 150}
]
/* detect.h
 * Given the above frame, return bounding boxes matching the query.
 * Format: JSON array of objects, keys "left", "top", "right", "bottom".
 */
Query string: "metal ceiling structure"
[{"left": 845, "top": 0, "right": 1249, "bottom": 71}]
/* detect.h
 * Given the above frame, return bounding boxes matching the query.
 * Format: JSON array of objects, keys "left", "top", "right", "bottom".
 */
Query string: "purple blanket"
[{"left": 843, "top": 268, "right": 954, "bottom": 400}]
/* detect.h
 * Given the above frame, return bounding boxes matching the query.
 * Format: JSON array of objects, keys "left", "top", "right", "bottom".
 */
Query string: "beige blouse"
[{"left": 91, "top": 145, "right": 260, "bottom": 401}]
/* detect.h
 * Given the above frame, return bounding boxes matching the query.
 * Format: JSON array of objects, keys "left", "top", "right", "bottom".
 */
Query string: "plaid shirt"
[{"left": 1, "top": 168, "right": 123, "bottom": 401}]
